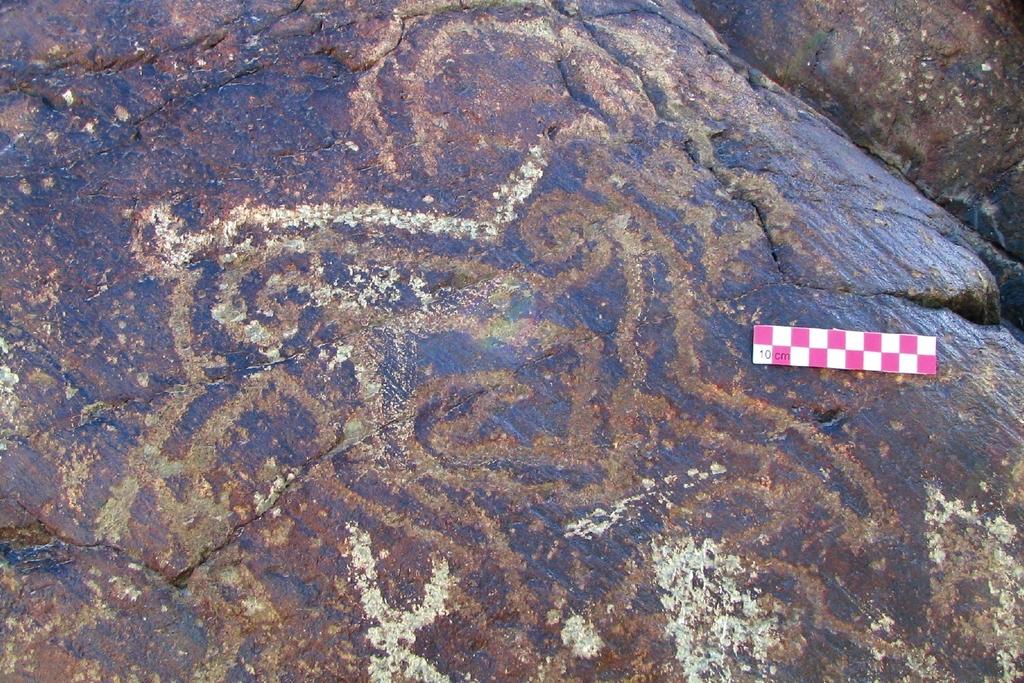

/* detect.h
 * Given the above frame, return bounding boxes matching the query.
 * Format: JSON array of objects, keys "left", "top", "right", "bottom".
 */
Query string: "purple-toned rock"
[
  {"left": 688, "top": 0, "right": 1024, "bottom": 325},
  {"left": 0, "top": 1, "right": 1021, "bottom": 680}
]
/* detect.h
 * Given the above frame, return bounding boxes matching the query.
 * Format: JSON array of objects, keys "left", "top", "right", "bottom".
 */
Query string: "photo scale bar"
[{"left": 752, "top": 324, "right": 937, "bottom": 375}]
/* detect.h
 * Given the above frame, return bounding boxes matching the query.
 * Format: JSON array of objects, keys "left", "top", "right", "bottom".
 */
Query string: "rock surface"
[
  {"left": 0, "top": 0, "right": 1022, "bottom": 680},
  {"left": 687, "top": 0, "right": 1024, "bottom": 327}
]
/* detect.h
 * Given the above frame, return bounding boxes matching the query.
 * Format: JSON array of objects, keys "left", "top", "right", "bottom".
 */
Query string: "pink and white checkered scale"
[{"left": 752, "top": 325, "right": 938, "bottom": 375}]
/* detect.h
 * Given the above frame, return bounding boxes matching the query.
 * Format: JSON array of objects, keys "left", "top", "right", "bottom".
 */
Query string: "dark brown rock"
[
  {"left": 686, "top": 0, "right": 1024, "bottom": 326},
  {"left": 0, "top": 1, "right": 1022, "bottom": 680}
]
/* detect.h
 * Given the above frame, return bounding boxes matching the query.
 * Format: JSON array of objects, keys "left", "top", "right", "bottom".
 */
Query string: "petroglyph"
[
  {"left": 131, "top": 142, "right": 547, "bottom": 364},
  {"left": 209, "top": 143, "right": 546, "bottom": 249},
  {"left": 3, "top": 2, "right": 1023, "bottom": 677},
  {"left": 345, "top": 522, "right": 462, "bottom": 683},
  {"left": 87, "top": 369, "right": 339, "bottom": 575},
  {"left": 136, "top": 143, "right": 547, "bottom": 278}
]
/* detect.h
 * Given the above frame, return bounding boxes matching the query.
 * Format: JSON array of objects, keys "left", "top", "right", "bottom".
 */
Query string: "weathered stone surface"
[
  {"left": 686, "top": 0, "right": 1024, "bottom": 327},
  {"left": 0, "top": 1, "right": 1022, "bottom": 680}
]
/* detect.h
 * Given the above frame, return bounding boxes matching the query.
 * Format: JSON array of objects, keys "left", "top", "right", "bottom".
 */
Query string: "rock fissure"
[{"left": 169, "top": 325, "right": 613, "bottom": 587}]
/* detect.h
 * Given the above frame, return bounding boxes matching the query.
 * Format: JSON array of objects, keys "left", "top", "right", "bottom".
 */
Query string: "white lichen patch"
[
  {"left": 0, "top": 355, "right": 18, "bottom": 393},
  {"left": 95, "top": 476, "right": 141, "bottom": 543},
  {"left": 0, "top": 337, "right": 20, "bottom": 452},
  {"left": 135, "top": 202, "right": 215, "bottom": 272},
  {"left": 926, "top": 484, "right": 1017, "bottom": 564},
  {"left": 865, "top": 610, "right": 944, "bottom": 679},
  {"left": 869, "top": 613, "right": 895, "bottom": 635},
  {"left": 925, "top": 485, "right": 1023, "bottom": 682},
  {"left": 410, "top": 274, "right": 435, "bottom": 309},
  {"left": 108, "top": 575, "right": 142, "bottom": 602},
  {"left": 298, "top": 263, "right": 407, "bottom": 311},
  {"left": 213, "top": 200, "right": 498, "bottom": 245},
  {"left": 652, "top": 534, "right": 779, "bottom": 681},
  {"left": 565, "top": 473, "right": 722, "bottom": 539},
  {"left": 243, "top": 319, "right": 274, "bottom": 347},
  {"left": 325, "top": 343, "right": 354, "bottom": 371},
  {"left": 211, "top": 291, "right": 248, "bottom": 326},
  {"left": 345, "top": 522, "right": 464, "bottom": 683},
  {"left": 561, "top": 614, "right": 604, "bottom": 659},
  {"left": 565, "top": 493, "right": 647, "bottom": 539},
  {"left": 253, "top": 470, "right": 295, "bottom": 516},
  {"left": 683, "top": 463, "right": 728, "bottom": 488},
  {"left": 491, "top": 144, "right": 548, "bottom": 225}
]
